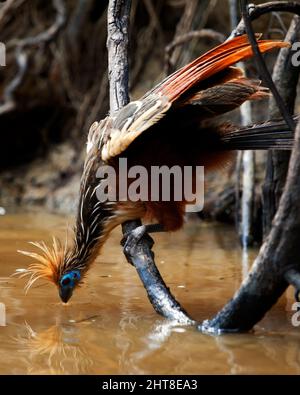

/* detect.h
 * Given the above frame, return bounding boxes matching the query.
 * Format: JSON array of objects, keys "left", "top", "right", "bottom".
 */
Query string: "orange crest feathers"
[{"left": 16, "top": 236, "right": 67, "bottom": 292}]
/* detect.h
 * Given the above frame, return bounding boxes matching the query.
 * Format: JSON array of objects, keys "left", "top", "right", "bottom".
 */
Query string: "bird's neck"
[
  {"left": 70, "top": 148, "right": 117, "bottom": 271},
  {"left": 71, "top": 187, "right": 115, "bottom": 270}
]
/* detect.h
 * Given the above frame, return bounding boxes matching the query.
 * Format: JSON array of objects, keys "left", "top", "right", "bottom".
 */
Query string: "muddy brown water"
[{"left": 0, "top": 213, "right": 299, "bottom": 374}]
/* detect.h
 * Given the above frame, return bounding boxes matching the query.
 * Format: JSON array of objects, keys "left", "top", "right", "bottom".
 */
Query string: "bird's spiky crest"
[{"left": 16, "top": 236, "right": 68, "bottom": 293}]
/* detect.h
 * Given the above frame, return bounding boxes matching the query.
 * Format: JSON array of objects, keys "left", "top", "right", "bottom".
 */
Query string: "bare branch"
[
  {"left": 231, "top": 1, "right": 300, "bottom": 38},
  {"left": 142, "top": 0, "right": 163, "bottom": 37},
  {"left": 0, "top": 0, "right": 27, "bottom": 29},
  {"left": 229, "top": 0, "right": 256, "bottom": 248},
  {"left": 263, "top": 15, "right": 300, "bottom": 237},
  {"left": 169, "top": 0, "right": 217, "bottom": 71},
  {"left": 169, "top": 0, "right": 198, "bottom": 69},
  {"left": 0, "top": 47, "right": 27, "bottom": 115},
  {"left": 272, "top": 12, "right": 288, "bottom": 34},
  {"left": 240, "top": 0, "right": 295, "bottom": 132},
  {"left": 200, "top": 116, "right": 300, "bottom": 333},
  {"left": 107, "top": 0, "right": 131, "bottom": 113},
  {"left": 0, "top": 0, "right": 67, "bottom": 115},
  {"left": 130, "top": 1, "right": 164, "bottom": 87},
  {"left": 199, "top": 4, "right": 300, "bottom": 333},
  {"left": 165, "top": 29, "right": 225, "bottom": 73}
]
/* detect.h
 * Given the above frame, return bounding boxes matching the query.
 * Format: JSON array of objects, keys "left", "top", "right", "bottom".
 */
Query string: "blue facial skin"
[{"left": 59, "top": 270, "right": 81, "bottom": 303}]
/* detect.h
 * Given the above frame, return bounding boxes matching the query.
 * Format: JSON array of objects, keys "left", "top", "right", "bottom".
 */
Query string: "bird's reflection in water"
[{"left": 14, "top": 323, "right": 93, "bottom": 374}]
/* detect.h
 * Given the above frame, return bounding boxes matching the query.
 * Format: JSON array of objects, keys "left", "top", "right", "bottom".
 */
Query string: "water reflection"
[
  {"left": 213, "top": 331, "right": 300, "bottom": 375},
  {"left": 14, "top": 323, "right": 93, "bottom": 374},
  {"left": 241, "top": 247, "right": 250, "bottom": 280},
  {"left": 122, "top": 320, "right": 189, "bottom": 374}
]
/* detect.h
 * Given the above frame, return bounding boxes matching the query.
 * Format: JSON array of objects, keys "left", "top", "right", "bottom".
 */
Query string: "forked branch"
[{"left": 200, "top": 0, "right": 300, "bottom": 333}]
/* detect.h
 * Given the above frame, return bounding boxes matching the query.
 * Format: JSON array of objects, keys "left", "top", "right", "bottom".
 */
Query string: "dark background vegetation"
[{"left": 0, "top": 0, "right": 295, "bottom": 218}]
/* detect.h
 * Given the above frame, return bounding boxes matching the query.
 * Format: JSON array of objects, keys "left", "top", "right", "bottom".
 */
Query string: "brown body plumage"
[{"left": 18, "top": 35, "right": 292, "bottom": 302}]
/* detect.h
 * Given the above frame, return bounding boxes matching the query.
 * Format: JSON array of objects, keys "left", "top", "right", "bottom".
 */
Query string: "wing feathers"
[
  {"left": 99, "top": 35, "right": 288, "bottom": 160},
  {"left": 101, "top": 95, "right": 171, "bottom": 161}
]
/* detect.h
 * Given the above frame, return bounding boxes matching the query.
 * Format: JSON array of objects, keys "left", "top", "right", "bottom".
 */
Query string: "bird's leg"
[
  {"left": 121, "top": 224, "right": 164, "bottom": 256},
  {"left": 121, "top": 222, "right": 195, "bottom": 324}
]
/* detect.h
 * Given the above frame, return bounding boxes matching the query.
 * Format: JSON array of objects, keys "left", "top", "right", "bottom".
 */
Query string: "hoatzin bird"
[{"left": 18, "top": 35, "right": 294, "bottom": 304}]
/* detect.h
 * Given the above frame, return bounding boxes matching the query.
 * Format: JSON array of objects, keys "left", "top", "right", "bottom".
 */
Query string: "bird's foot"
[{"left": 121, "top": 225, "right": 154, "bottom": 262}]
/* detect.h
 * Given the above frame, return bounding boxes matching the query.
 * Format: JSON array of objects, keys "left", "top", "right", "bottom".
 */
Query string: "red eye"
[{"left": 62, "top": 277, "right": 71, "bottom": 286}]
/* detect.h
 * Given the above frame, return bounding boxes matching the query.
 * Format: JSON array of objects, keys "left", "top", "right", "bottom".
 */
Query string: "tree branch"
[
  {"left": 106, "top": 0, "right": 194, "bottom": 325},
  {"left": 262, "top": 15, "right": 300, "bottom": 237},
  {"left": 167, "top": 0, "right": 217, "bottom": 73},
  {"left": 0, "top": 0, "right": 66, "bottom": 115},
  {"left": 199, "top": 3, "right": 300, "bottom": 333},
  {"left": 107, "top": 0, "right": 131, "bottom": 113},
  {"left": 200, "top": 117, "right": 300, "bottom": 333},
  {"left": 165, "top": 29, "right": 225, "bottom": 74},
  {"left": 240, "top": 0, "right": 295, "bottom": 132},
  {"left": 229, "top": 0, "right": 256, "bottom": 248},
  {"left": 231, "top": 1, "right": 300, "bottom": 38}
]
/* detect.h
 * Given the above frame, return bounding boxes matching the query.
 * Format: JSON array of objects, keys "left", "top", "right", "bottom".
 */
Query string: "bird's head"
[
  {"left": 16, "top": 237, "right": 86, "bottom": 304},
  {"left": 58, "top": 269, "right": 81, "bottom": 303}
]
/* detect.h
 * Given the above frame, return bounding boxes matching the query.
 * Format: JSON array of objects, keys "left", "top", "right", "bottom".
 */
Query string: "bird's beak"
[{"left": 59, "top": 286, "right": 73, "bottom": 304}]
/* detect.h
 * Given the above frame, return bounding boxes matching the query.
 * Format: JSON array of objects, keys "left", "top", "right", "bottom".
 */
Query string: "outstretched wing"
[{"left": 98, "top": 35, "right": 288, "bottom": 161}]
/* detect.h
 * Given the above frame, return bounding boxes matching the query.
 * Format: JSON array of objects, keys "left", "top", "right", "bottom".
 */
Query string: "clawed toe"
[{"left": 121, "top": 226, "right": 154, "bottom": 260}]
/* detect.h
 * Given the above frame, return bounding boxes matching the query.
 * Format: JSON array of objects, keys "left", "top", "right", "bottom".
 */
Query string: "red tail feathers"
[{"left": 156, "top": 34, "right": 289, "bottom": 102}]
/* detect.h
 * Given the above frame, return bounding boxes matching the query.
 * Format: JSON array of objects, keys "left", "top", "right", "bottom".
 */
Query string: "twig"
[
  {"left": 0, "top": 47, "right": 27, "bottom": 115},
  {"left": 67, "top": 0, "right": 92, "bottom": 43},
  {"left": 168, "top": 0, "right": 198, "bottom": 70},
  {"left": 165, "top": 29, "right": 225, "bottom": 73},
  {"left": 142, "top": 0, "right": 163, "bottom": 37},
  {"left": 230, "top": 0, "right": 245, "bottom": 240},
  {"left": 231, "top": 1, "right": 300, "bottom": 38},
  {"left": 86, "top": 74, "right": 109, "bottom": 129},
  {"left": 229, "top": 0, "right": 239, "bottom": 29},
  {"left": 0, "top": 0, "right": 27, "bottom": 28},
  {"left": 14, "top": 0, "right": 66, "bottom": 48},
  {"left": 240, "top": 0, "right": 295, "bottom": 132},
  {"left": 130, "top": 0, "right": 164, "bottom": 87},
  {"left": 272, "top": 12, "right": 288, "bottom": 34},
  {"left": 229, "top": 0, "right": 256, "bottom": 248},
  {"left": 0, "top": 0, "right": 66, "bottom": 115},
  {"left": 168, "top": 0, "right": 217, "bottom": 71}
]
